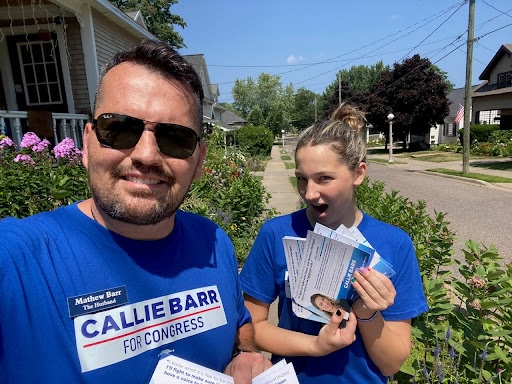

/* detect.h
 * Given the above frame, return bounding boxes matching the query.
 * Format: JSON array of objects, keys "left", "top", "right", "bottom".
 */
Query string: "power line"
[{"left": 398, "top": 0, "right": 467, "bottom": 61}]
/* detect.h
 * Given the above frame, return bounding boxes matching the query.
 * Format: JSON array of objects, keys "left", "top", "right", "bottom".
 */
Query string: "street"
[{"left": 366, "top": 164, "right": 512, "bottom": 265}]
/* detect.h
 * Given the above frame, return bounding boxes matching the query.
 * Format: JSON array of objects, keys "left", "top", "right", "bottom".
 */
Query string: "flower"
[
  {"left": 53, "top": 138, "right": 82, "bottom": 161},
  {"left": 0, "top": 137, "right": 15, "bottom": 150},
  {"left": 469, "top": 298, "right": 482, "bottom": 311},
  {"left": 468, "top": 275, "right": 486, "bottom": 289},
  {"left": 20, "top": 132, "right": 41, "bottom": 149},
  {"left": 13, "top": 154, "right": 35, "bottom": 165},
  {"left": 445, "top": 326, "right": 451, "bottom": 341},
  {"left": 32, "top": 139, "right": 51, "bottom": 153}
]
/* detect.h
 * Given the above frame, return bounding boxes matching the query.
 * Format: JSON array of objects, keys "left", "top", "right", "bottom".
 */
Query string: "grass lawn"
[
  {"left": 281, "top": 154, "right": 292, "bottom": 161},
  {"left": 471, "top": 160, "right": 512, "bottom": 171},
  {"left": 284, "top": 162, "right": 295, "bottom": 169},
  {"left": 427, "top": 168, "right": 512, "bottom": 183}
]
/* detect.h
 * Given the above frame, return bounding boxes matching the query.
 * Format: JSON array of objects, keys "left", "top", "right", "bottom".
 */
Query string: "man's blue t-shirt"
[
  {"left": 0, "top": 203, "right": 250, "bottom": 383},
  {"left": 240, "top": 209, "right": 428, "bottom": 384}
]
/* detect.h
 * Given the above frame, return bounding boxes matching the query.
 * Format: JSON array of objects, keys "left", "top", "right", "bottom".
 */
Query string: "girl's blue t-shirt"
[{"left": 240, "top": 209, "right": 428, "bottom": 384}]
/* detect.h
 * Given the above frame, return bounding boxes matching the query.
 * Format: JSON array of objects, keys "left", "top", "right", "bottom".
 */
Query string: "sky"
[{"left": 172, "top": 0, "right": 512, "bottom": 104}]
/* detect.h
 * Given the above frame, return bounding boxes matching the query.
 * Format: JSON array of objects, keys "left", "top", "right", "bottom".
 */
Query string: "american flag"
[{"left": 455, "top": 103, "right": 464, "bottom": 124}]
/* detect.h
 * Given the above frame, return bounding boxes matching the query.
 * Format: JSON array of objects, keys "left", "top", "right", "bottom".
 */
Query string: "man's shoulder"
[{"left": 0, "top": 205, "right": 77, "bottom": 243}]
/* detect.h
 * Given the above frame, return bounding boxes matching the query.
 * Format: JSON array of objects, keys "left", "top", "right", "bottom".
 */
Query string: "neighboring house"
[
  {"left": 472, "top": 43, "right": 512, "bottom": 130},
  {"left": 428, "top": 44, "right": 511, "bottom": 145},
  {"left": 429, "top": 86, "right": 478, "bottom": 145},
  {"left": 0, "top": 0, "right": 156, "bottom": 147},
  {"left": 183, "top": 54, "right": 246, "bottom": 137}
]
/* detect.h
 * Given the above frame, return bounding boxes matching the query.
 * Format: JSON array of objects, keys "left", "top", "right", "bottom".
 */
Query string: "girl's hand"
[
  {"left": 312, "top": 309, "right": 357, "bottom": 356},
  {"left": 351, "top": 267, "right": 396, "bottom": 319}
]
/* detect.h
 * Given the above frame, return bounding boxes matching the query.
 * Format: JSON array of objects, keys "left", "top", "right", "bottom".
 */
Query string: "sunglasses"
[{"left": 92, "top": 113, "right": 200, "bottom": 159}]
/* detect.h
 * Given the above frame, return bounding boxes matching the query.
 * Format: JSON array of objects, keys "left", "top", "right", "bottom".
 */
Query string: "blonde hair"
[{"left": 295, "top": 102, "right": 367, "bottom": 171}]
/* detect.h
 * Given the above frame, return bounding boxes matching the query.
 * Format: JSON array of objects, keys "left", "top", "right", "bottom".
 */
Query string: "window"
[
  {"left": 17, "top": 41, "right": 62, "bottom": 106},
  {"left": 443, "top": 123, "right": 456, "bottom": 137},
  {"left": 497, "top": 71, "right": 512, "bottom": 89}
]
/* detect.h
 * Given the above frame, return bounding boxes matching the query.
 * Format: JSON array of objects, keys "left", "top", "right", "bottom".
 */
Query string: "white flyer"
[{"left": 149, "top": 353, "right": 299, "bottom": 384}]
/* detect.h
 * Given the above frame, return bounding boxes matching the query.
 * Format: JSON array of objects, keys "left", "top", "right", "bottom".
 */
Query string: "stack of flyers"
[
  {"left": 282, "top": 223, "right": 395, "bottom": 324},
  {"left": 150, "top": 351, "right": 299, "bottom": 384}
]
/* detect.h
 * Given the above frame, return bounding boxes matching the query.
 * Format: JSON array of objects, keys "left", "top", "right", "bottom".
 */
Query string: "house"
[
  {"left": 472, "top": 43, "right": 512, "bottom": 130},
  {"left": 182, "top": 53, "right": 246, "bottom": 137},
  {"left": 428, "top": 44, "right": 511, "bottom": 145},
  {"left": 429, "top": 86, "right": 480, "bottom": 145},
  {"left": 0, "top": 0, "right": 157, "bottom": 147}
]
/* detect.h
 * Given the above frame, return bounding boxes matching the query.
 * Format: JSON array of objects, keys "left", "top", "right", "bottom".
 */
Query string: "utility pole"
[
  {"left": 463, "top": 0, "right": 475, "bottom": 175},
  {"left": 338, "top": 72, "right": 341, "bottom": 106}
]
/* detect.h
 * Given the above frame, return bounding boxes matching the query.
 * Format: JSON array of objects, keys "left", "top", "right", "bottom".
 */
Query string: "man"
[{"left": 0, "top": 40, "right": 269, "bottom": 383}]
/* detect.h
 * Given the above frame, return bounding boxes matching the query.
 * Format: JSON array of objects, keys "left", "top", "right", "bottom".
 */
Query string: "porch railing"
[{"left": 0, "top": 110, "right": 90, "bottom": 149}]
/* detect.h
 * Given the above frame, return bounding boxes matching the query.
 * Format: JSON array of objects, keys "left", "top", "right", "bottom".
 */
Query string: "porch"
[{"left": 0, "top": 110, "right": 88, "bottom": 148}]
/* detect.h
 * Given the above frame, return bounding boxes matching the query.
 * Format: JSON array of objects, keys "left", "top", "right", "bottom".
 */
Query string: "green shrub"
[
  {"left": 235, "top": 124, "right": 274, "bottom": 157},
  {"left": 459, "top": 124, "right": 500, "bottom": 146},
  {"left": 356, "top": 179, "right": 512, "bottom": 383},
  {"left": 469, "top": 129, "right": 512, "bottom": 157},
  {"left": 184, "top": 138, "right": 273, "bottom": 263}
]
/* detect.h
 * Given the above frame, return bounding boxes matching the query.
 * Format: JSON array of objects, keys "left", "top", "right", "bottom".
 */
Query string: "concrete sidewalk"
[{"left": 261, "top": 145, "right": 302, "bottom": 214}]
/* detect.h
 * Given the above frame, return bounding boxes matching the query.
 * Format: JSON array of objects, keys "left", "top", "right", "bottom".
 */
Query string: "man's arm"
[{"left": 223, "top": 323, "right": 273, "bottom": 384}]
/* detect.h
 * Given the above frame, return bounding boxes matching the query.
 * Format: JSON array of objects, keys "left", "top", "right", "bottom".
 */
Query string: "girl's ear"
[{"left": 353, "top": 162, "right": 367, "bottom": 186}]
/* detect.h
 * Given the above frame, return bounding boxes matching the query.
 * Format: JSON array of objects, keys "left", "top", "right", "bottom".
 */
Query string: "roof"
[
  {"left": 51, "top": 0, "right": 156, "bottom": 40},
  {"left": 182, "top": 54, "right": 214, "bottom": 101},
  {"left": 472, "top": 83, "right": 512, "bottom": 98},
  {"left": 125, "top": 10, "right": 147, "bottom": 29},
  {"left": 479, "top": 44, "right": 512, "bottom": 81},
  {"left": 218, "top": 108, "right": 247, "bottom": 125},
  {"left": 447, "top": 86, "right": 479, "bottom": 115}
]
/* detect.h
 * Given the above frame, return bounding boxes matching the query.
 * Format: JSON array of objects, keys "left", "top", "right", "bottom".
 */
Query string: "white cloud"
[{"left": 287, "top": 55, "right": 305, "bottom": 64}]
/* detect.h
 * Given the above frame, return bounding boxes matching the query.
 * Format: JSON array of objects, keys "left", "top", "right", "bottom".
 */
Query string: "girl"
[{"left": 240, "top": 103, "right": 427, "bottom": 383}]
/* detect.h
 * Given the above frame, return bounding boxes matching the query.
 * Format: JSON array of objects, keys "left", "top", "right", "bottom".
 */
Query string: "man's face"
[{"left": 82, "top": 62, "right": 205, "bottom": 229}]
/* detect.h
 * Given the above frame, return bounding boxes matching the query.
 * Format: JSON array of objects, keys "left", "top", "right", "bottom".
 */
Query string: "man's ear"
[
  {"left": 353, "top": 162, "right": 367, "bottom": 186},
  {"left": 193, "top": 140, "right": 207, "bottom": 181},
  {"left": 82, "top": 122, "right": 93, "bottom": 170}
]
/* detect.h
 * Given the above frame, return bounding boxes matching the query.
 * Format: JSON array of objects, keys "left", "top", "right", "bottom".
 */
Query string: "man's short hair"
[{"left": 94, "top": 39, "right": 204, "bottom": 127}]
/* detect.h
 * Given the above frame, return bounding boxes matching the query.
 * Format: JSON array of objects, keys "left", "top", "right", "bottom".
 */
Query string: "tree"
[
  {"left": 366, "top": 54, "right": 450, "bottom": 150},
  {"left": 109, "top": 0, "right": 186, "bottom": 49},
  {"left": 291, "top": 88, "right": 318, "bottom": 131},
  {"left": 231, "top": 73, "right": 293, "bottom": 136},
  {"left": 321, "top": 62, "right": 389, "bottom": 119}
]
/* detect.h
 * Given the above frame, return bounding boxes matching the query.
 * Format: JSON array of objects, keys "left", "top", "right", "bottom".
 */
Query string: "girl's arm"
[{"left": 351, "top": 268, "right": 412, "bottom": 376}]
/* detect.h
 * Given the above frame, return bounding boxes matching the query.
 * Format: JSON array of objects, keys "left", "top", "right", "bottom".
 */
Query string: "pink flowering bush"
[{"left": 0, "top": 132, "right": 89, "bottom": 217}]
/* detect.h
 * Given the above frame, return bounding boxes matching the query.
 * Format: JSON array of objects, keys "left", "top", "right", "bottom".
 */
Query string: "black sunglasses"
[{"left": 92, "top": 113, "right": 200, "bottom": 159}]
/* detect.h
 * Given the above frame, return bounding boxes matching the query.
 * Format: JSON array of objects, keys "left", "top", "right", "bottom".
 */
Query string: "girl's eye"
[
  {"left": 296, "top": 176, "right": 305, "bottom": 181},
  {"left": 319, "top": 176, "right": 332, "bottom": 181}
]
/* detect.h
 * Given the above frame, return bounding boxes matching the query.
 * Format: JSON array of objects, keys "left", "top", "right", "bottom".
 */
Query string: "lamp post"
[
  {"left": 387, "top": 113, "right": 394, "bottom": 163},
  {"left": 281, "top": 129, "right": 285, "bottom": 148}
]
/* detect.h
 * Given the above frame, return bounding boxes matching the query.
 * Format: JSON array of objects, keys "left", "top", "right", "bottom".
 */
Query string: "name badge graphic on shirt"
[
  {"left": 67, "top": 286, "right": 128, "bottom": 317},
  {"left": 74, "top": 286, "right": 227, "bottom": 372}
]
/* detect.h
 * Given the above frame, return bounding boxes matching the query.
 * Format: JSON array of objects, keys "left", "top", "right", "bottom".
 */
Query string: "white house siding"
[
  {"left": 66, "top": 18, "right": 90, "bottom": 115},
  {"left": 487, "top": 57, "right": 512, "bottom": 82},
  {"left": 91, "top": 8, "right": 141, "bottom": 73}
]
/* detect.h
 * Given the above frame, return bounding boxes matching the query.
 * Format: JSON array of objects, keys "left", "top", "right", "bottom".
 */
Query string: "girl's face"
[{"left": 295, "top": 144, "right": 366, "bottom": 230}]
